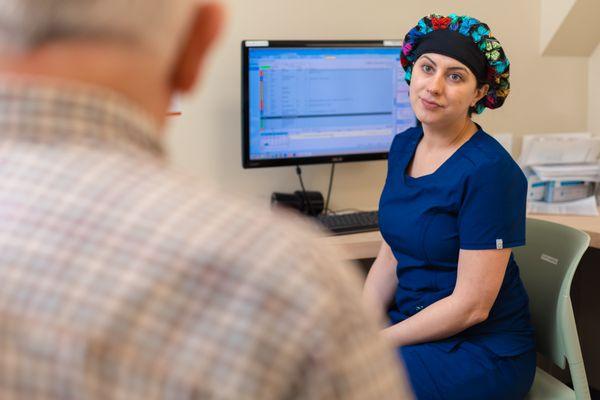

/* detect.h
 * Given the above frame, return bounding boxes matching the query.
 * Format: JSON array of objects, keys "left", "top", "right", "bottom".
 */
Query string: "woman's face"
[{"left": 409, "top": 53, "right": 488, "bottom": 126}]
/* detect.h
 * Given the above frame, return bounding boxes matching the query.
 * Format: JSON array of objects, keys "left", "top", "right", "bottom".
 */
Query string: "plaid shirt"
[{"left": 0, "top": 77, "right": 412, "bottom": 400}]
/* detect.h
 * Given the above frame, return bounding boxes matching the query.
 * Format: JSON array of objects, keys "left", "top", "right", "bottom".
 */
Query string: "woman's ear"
[{"left": 472, "top": 83, "right": 489, "bottom": 107}]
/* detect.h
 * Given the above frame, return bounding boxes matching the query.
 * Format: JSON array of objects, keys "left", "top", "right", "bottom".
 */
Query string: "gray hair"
[{"left": 0, "top": 0, "right": 196, "bottom": 59}]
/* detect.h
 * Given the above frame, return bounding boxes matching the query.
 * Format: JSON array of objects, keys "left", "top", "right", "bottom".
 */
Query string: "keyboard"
[{"left": 316, "top": 210, "right": 379, "bottom": 235}]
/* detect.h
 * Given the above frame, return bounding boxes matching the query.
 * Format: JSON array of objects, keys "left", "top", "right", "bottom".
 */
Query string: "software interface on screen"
[{"left": 247, "top": 46, "right": 415, "bottom": 161}]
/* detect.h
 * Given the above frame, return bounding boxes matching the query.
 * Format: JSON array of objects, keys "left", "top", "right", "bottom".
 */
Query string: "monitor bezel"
[{"left": 241, "top": 40, "right": 411, "bottom": 169}]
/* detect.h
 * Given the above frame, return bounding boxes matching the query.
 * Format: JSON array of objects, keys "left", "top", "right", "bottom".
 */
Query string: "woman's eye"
[
  {"left": 422, "top": 64, "right": 433, "bottom": 73},
  {"left": 449, "top": 73, "right": 463, "bottom": 81}
]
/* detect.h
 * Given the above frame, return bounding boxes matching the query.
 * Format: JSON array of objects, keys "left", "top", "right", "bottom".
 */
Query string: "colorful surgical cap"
[{"left": 401, "top": 14, "right": 510, "bottom": 114}]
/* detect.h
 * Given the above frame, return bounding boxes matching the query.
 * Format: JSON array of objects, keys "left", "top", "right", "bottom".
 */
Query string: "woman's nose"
[{"left": 426, "top": 73, "right": 444, "bottom": 95}]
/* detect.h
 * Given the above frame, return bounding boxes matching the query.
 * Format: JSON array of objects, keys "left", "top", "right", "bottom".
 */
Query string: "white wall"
[
  {"left": 165, "top": 0, "right": 590, "bottom": 211},
  {"left": 540, "top": 0, "right": 576, "bottom": 53},
  {"left": 590, "top": 43, "right": 600, "bottom": 135},
  {"left": 540, "top": 0, "right": 600, "bottom": 56}
]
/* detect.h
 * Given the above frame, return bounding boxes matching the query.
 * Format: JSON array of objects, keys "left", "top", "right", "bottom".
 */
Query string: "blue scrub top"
[{"left": 379, "top": 125, "right": 535, "bottom": 357}]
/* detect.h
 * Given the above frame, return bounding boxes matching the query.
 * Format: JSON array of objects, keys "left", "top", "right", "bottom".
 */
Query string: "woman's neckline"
[{"left": 404, "top": 123, "right": 482, "bottom": 183}]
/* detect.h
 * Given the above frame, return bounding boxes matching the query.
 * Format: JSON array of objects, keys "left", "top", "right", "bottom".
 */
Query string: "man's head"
[{"left": 0, "top": 0, "right": 224, "bottom": 124}]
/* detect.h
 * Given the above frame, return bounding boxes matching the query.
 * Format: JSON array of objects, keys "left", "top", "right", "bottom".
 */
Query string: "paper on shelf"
[
  {"left": 527, "top": 196, "right": 599, "bottom": 216},
  {"left": 530, "top": 163, "right": 600, "bottom": 181},
  {"left": 519, "top": 133, "right": 600, "bottom": 166}
]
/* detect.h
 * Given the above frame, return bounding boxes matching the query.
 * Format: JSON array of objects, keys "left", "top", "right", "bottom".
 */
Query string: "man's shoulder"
[
  {"left": 116, "top": 160, "right": 350, "bottom": 286},
  {"left": 27, "top": 143, "right": 354, "bottom": 294}
]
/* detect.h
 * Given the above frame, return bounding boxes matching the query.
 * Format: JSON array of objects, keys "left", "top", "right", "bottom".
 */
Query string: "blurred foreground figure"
[{"left": 0, "top": 1, "right": 412, "bottom": 399}]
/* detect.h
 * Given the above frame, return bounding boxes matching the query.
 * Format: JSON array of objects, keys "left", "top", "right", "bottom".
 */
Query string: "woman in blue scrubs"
[{"left": 362, "top": 14, "right": 536, "bottom": 399}]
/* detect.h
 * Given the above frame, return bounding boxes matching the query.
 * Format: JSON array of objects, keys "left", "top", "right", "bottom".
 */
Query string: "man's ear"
[{"left": 170, "top": 2, "right": 224, "bottom": 93}]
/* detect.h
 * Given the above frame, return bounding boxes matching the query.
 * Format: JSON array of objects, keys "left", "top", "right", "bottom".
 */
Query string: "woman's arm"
[
  {"left": 381, "top": 248, "right": 511, "bottom": 347},
  {"left": 362, "top": 241, "right": 398, "bottom": 324}
]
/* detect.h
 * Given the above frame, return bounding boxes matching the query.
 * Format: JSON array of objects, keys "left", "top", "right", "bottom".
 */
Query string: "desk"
[{"left": 323, "top": 209, "right": 600, "bottom": 260}]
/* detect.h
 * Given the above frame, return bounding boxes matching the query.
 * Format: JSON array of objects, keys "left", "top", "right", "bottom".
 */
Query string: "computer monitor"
[{"left": 241, "top": 40, "right": 416, "bottom": 169}]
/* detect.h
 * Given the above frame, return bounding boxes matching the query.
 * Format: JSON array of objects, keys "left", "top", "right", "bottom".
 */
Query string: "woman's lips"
[{"left": 420, "top": 98, "right": 442, "bottom": 110}]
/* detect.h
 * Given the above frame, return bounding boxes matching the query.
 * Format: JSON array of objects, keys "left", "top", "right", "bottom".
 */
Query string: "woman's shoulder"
[
  {"left": 462, "top": 129, "right": 517, "bottom": 168},
  {"left": 461, "top": 128, "right": 526, "bottom": 184}
]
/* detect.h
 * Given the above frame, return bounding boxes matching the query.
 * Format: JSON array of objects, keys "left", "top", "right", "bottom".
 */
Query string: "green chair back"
[{"left": 513, "top": 218, "right": 590, "bottom": 399}]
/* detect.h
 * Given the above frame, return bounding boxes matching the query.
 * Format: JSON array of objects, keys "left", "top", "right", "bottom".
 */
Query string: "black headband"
[{"left": 413, "top": 29, "right": 487, "bottom": 82}]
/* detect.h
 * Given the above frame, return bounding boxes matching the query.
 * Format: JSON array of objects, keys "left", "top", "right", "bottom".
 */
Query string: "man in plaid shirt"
[{"left": 0, "top": 1, "right": 412, "bottom": 399}]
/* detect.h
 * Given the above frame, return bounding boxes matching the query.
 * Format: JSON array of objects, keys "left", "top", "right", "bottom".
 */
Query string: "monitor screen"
[{"left": 242, "top": 41, "right": 416, "bottom": 168}]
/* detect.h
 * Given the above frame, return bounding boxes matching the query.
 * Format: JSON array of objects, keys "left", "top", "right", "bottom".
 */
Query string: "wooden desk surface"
[{"left": 323, "top": 209, "right": 600, "bottom": 260}]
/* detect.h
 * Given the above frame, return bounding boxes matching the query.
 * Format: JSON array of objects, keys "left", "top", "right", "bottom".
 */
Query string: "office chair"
[{"left": 513, "top": 218, "right": 591, "bottom": 400}]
